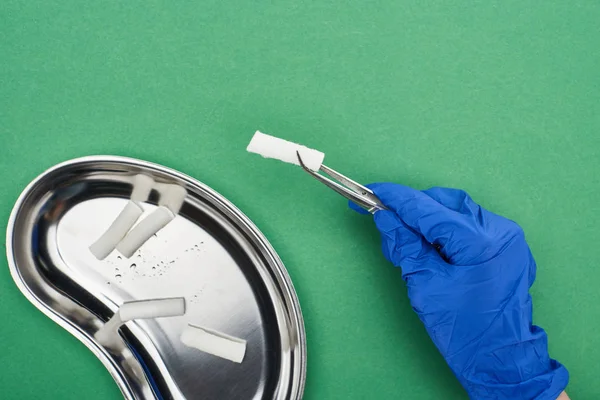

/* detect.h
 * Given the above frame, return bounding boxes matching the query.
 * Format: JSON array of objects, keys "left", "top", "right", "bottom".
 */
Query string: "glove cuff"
[{"left": 464, "top": 359, "right": 568, "bottom": 400}]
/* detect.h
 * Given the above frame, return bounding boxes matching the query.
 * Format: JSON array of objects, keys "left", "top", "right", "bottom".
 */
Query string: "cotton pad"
[
  {"left": 180, "top": 324, "right": 247, "bottom": 363},
  {"left": 89, "top": 174, "right": 155, "bottom": 260},
  {"left": 89, "top": 201, "right": 144, "bottom": 260},
  {"left": 157, "top": 184, "right": 187, "bottom": 214},
  {"left": 119, "top": 297, "right": 186, "bottom": 321},
  {"left": 116, "top": 206, "right": 175, "bottom": 258},
  {"left": 95, "top": 297, "right": 186, "bottom": 347},
  {"left": 130, "top": 174, "right": 154, "bottom": 202},
  {"left": 93, "top": 313, "right": 124, "bottom": 347},
  {"left": 247, "top": 131, "right": 325, "bottom": 171}
]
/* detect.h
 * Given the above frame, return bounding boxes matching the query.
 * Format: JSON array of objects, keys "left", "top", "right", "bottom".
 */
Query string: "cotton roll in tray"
[
  {"left": 180, "top": 324, "right": 247, "bottom": 363},
  {"left": 89, "top": 201, "right": 144, "bottom": 260},
  {"left": 116, "top": 206, "right": 175, "bottom": 258},
  {"left": 95, "top": 297, "right": 186, "bottom": 347}
]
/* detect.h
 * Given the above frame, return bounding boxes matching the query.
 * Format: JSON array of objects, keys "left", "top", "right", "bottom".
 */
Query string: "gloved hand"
[{"left": 350, "top": 183, "right": 568, "bottom": 400}]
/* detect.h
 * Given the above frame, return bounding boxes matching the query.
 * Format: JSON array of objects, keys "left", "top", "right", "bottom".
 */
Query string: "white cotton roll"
[
  {"left": 246, "top": 131, "right": 325, "bottom": 171},
  {"left": 94, "top": 312, "right": 124, "bottom": 347},
  {"left": 94, "top": 297, "right": 185, "bottom": 347},
  {"left": 158, "top": 184, "right": 187, "bottom": 214},
  {"left": 180, "top": 324, "right": 247, "bottom": 363},
  {"left": 119, "top": 297, "right": 186, "bottom": 322},
  {"left": 116, "top": 206, "right": 175, "bottom": 258},
  {"left": 130, "top": 174, "right": 155, "bottom": 202},
  {"left": 89, "top": 201, "right": 144, "bottom": 260}
]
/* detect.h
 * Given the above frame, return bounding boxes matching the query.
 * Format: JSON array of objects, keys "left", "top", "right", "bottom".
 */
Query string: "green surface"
[{"left": 1, "top": 1, "right": 599, "bottom": 399}]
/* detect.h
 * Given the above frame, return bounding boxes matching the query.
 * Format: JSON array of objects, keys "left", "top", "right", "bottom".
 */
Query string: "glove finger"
[
  {"left": 373, "top": 209, "right": 445, "bottom": 279},
  {"left": 423, "top": 186, "right": 528, "bottom": 265},
  {"left": 368, "top": 183, "right": 473, "bottom": 258},
  {"left": 423, "top": 187, "right": 482, "bottom": 217}
]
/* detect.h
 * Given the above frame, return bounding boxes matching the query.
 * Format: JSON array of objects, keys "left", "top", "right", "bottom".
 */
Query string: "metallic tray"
[{"left": 6, "top": 156, "right": 306, "bottom": 400}]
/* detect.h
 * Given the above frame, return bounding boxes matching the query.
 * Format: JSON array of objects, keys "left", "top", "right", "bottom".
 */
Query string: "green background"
[{"left": 1, "top": 1, "right": 599, "bottom": 399}]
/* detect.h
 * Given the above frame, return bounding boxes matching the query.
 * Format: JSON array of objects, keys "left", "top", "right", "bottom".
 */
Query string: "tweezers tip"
[{"left": 295, "top": 151, "right": 310, "bottom": 171}]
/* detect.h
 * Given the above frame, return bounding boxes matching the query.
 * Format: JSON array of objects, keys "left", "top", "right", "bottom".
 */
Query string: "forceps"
[{"left": 295, "top": 151, "right": 387, "bottom": 214}]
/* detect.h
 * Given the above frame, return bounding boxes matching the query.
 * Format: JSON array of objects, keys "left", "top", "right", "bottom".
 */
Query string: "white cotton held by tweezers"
[{"left": 246, "top": 131, "right": 325, "bottom": 171}]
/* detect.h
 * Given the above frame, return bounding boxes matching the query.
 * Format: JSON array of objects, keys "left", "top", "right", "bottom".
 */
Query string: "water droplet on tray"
[
  {"left": 130, "top": 263, "right": 136, "bottom": 269},
  {"left": 117, "top": 256, "right": 122, "bottom": 260}
]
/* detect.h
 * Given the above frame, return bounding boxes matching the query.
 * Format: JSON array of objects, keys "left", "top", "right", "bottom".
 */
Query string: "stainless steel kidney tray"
[{"left": 6, "top": 156, "right": 306, "bottom": 400}]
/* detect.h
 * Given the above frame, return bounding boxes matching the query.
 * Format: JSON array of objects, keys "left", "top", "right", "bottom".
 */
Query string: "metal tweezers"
[{"left": 296, "top": 151, "right": 387, "bottom": 214}]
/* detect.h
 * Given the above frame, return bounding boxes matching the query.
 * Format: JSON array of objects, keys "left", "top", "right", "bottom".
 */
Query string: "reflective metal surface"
[{"left": 6, "top": 156, "right": 306, "bottom": 400}]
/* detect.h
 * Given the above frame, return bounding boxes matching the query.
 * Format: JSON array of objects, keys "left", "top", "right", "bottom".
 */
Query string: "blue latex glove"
[{"left": 350, "top": 183, "right": 568, "bottom": 399}]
